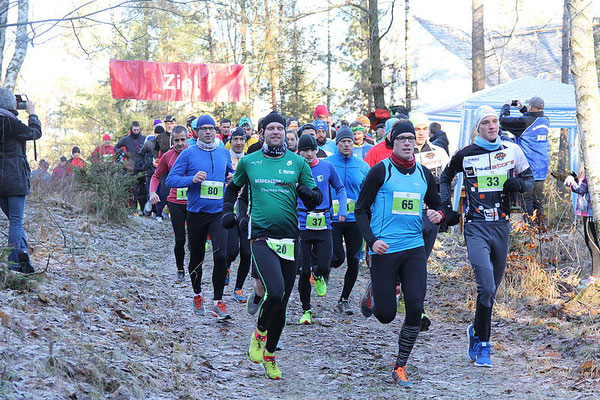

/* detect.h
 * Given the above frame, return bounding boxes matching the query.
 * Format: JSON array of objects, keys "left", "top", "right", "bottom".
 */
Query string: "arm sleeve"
[
  {"left": 439, "top": 151, "right": 461, "bottom": 205},
  {"left": 237, "top": 185, "right": 249, "bottom": 216},
  {"left": 231, "top": 158, "right": 249, "bottom": 187},
  {"left": 355, "top": 162, "right": 385, "bottom": 249},
  {"left": 165, "top": 152, "right": 194, "bottom": 189},
  {"left": 115, "top": 137, "right": 126, "bottom": 150},
  {"left": 499, "top": 112, "right": 528, "bottom": 137},
  {"left": 329, "top": 164, "right": 347, "bottom": 217},
  {"left": 422, "top": 168, "right": 445, "bottom": 218},
  {"left": 223, "top": 181, "right": 243, "bottom": 214},
  {"left": 150, "top": 155, "right": 169, "bottom": 193},
  {"left": 7, "top": 114, "right": 42, "bottom": 141}
]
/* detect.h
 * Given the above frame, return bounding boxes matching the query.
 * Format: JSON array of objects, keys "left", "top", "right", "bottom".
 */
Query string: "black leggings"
[
  {"left": 168, "top": 201, "right": 188, "bottom": 273},
  {"left": 251, "top": 239, "right": 298, "bottom": 353},
  {"left": 187, "top": 211, "right": 228, "bottom": 300},
  {"left": 583, "top": 217, "right": 600, "bottom": 277},
  {"left": 298, "top": 229, "right": 332, "bottom": 311},
  {"left": 370, "top": 246, "right": 427, "bottom": 327},
  {"left": 227, "top": 224, "right": 251, "bottom": 290},
  {"left": 331, "top": 222, "right": 363, "bottom": 301}
]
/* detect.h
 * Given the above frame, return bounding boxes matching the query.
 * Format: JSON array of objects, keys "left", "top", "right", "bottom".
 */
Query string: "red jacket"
[
  {"left": 91, "top": 144, "right": 115, "bottom": 163},
  {"left": 150, "top": 147, "right": 187, "bottom": 205},
  {"left": 364, "top": 141, "right": 393, "bottom": 167},
  {"left": 67, "top": 157, "right": 87, "bottom": 173}
]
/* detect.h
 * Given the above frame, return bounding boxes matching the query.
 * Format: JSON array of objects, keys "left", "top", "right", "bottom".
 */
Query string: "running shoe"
[
  {"left": 578, "top": 275, "right": 599, "bottom": 290},
  {"left": 262, "top": 352, "right": 282, "bottom": 380},
  {"left": 474, "top": 341, "right": 492, "bottom": 367},
  {"left": 396, "top": 289, "right": 405, "bottom": 313},
  {"left": 247, "top": 292, "right": 263, "bottom": 315},
  {"left": 193, "top": 293, "right": 205, "bottom": 315},
  {"left": 392, "top": 366, "right": 412, "bottom": 387},
  {"left": 156, "top": 216, "right": 164, "bottom": 222},
  {"left": 360, "top": 282, "right": 374, "bottom": 318},
  {"left": 335, "top": 300, "right": 354, "bottom": 315},
  {"left": 247, "top": 329, "right": 267, "bottom": 363},
  {"left": 233, "top": 289, "right": 248, "bottom": 303},
  {"left": 175, "top": 271, "right": 185, "bottom": 283},
  {"left": 211, "top": 301, "right": 232, "bottom": 321},
  {"left": 420, "top": 313, "right": 431, "bottom": 331},
  {"left": 299, "top": 310, "right": 312, "bottom": 324},
  {"left": 466, "top": 324, "right": 479, "bottom": 362},
  {"left": 310, "top": 274, "right": 315, "bottom": 285},
  {"left": 314, "top": 275, "right": 327, "bottom": 296},
  {"left": 224, "top": 268, "right": 231, "bottom": 286}
]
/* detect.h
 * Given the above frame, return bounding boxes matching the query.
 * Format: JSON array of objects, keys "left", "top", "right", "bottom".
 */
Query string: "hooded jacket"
[
  {"left": 0, "top": 109, "right": 42, "bottom": 196},
  {"left": 430, "top": 131, "right": 450, "bottom": 155}
]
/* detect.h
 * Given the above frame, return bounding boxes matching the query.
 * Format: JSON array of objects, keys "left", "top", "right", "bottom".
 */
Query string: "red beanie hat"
[
  {"left": 313, "top": 104, "right": 329, "bottom": 118},
  {"left": 102, "top": 134, "right": 112, "bottom": 141}
]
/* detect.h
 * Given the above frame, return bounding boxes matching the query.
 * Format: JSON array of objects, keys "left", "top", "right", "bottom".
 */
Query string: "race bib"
[
  {"left": 477, "top": 170, "right": 507, "bottom": 193},
  {"left": 306, "top": 212, "right": 327, "bottom": 230},
  {"left": 200, "top": 180, "right": 224, "bottom": 199},
  {"left": 176, "top": 188, "right": 188, "bottom": 200},
  {"left": 392, "top": 192, "right": 421, "bottom": 215},
  {"left": 266, "top": 238, "right": 295, "bottom": 261},
  {"left": 332, "top": 199, "right": 356, "bottom": 216}
]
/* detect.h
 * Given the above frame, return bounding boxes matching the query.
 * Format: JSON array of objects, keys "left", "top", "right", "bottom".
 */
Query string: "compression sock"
[{"left": 396, "top": 324, "right": 420, "bottom": 368}]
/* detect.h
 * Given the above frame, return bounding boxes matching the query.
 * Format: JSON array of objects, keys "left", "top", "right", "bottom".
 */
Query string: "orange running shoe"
[{"left": 392, "top": 366, "right": 412, "bottom": 387}]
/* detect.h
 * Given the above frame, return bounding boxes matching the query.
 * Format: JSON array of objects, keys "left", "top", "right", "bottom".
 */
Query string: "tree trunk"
[
  {"left": 239, "top": 0, "right": 249, "bottom": 63},
  {"left": 471, "top": 0, "right": 485, "bottom": 92},
  {"left": 0, "top": 0, "right": 8, "bottom": 75},
  {"left": 206, "top": 2, "right": 215, "bottom": 61},
  {"left": 404, "top": 0, "right": 411, "bottom": 110},
  {"left": 326, "top": 8, "right": 332, "bottom": 111},
  {"left": 4, "top": 0, "right": 29, "bottom": 91},
  {"left": 369, "top": 0, "right": 385, "bottom": 110},
  {"left": 569, "top": 0, "right": 600, "bottom": 235},
  {"left": 264, "top": 0, "right": 277, "bottom": 110},
  {"left": 558, "top": 0, "right": 570, "bottom": 188}
]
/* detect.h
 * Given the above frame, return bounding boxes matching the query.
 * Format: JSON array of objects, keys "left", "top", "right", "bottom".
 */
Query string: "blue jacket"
[
  {"left": 325, "top": 151, "right": 370, "bottom": 222},
  {"left": 166, "top": 145, "right": 233, "bottom": 213},
  {"left": 298, "top": 159, "right": 347, "bottom": 230},
  {"left": 318, "top": 139, "right": 337, "bottom": 156}
]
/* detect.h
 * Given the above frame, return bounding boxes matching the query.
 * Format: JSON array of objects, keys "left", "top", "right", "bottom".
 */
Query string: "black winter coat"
[
  {"left": 430, "top": 131, "right": 450, "bottom": 155},
  {"left": 115, "top": 131, "right": 145, "bottom": 172},
  {"left": 0, "top": 109, "right": 42, "bottom": 196}
]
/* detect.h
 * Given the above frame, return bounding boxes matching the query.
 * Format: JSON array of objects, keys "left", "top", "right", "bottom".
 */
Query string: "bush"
[
  {"left": 73, "top": 162, "right": 141, "bottom": 223},
  {"left": 0, "top": 250, "right": 41, "bottom": 290}
]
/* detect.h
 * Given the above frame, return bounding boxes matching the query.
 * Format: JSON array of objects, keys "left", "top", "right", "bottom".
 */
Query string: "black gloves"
[
  {"left": 221, "top": 212, "right": 237, "bottom": 229},
  {"left": 445, "top": 209, "right": 460, "bottom": 226},
  {"left": 503, "top": 177, "right": 523, "bottom": 193},
  {"left": 297, "top": 185, "right": 323, "bottom": 210},
  {"left": 239, "top": 216, "right": 249, "bottom": 231}
]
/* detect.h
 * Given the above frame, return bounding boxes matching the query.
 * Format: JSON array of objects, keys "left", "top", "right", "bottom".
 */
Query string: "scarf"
[
  {"left": 262, "top": 141, "right": 288, "bottom": 157},
  {"left": 309, "top": 158, "right": 319, "bottom": 167},
  {"left": 230, "top": 148, "right": 244, "bottom": 159},
  {"left": 197, "top": 139, "right": 219, "bottom": 151},
  {"left": 390, "top": 152, "right": 415, "bottom": 169},
  {"left": 474, "top": 135, "right": 502, "bottom": 151}
]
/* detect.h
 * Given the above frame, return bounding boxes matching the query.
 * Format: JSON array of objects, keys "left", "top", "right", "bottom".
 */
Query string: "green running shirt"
[{"left": 233, "top": 150, "right": 317, "bottom": 239}]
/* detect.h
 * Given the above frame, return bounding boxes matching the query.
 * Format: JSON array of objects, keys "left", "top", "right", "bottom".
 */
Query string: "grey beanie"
[
  {"left": 0, "top": 88, "right": 16, "bottom": 111},
  {"left": 335, "top": 125, "right": 354, "bottom": 144}
]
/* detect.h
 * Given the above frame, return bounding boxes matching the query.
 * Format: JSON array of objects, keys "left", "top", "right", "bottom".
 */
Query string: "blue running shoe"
[
  {"left": 466, "top": 324, "right": 479, "bottom": 362},
  {"left": 474, "top": 341, "right": 492, "bottom": 367}
]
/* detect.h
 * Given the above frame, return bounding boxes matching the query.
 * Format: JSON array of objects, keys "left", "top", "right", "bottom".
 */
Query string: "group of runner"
[{"left": 140, "top": 104, "right": 534, "bottom": 386}]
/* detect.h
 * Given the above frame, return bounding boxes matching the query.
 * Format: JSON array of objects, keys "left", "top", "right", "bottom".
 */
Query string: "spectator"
[
  {"left": 51, "top": 156, "right": 69, "bottom": 182},
  {"left": 287, "top": 117, "right": 299, "bottom": 131},
  {"left": 219, "top": 118, "right": 232, "bottom": 145},
  {"left": 67, "top": 146, "right": 87, "bottom": 173},
  {"left": 0, "top": 88, "right": 41, "bottom": 273},
  {"left": 500, "top": 96, "right": 550, "bottom": 221},
  {"left": 115, "top": 121, "right": 147, "bottom": 211},
  {"left": 31, "top": 159, "right": 51, "bottom": 182},
  {"left": 429, "top": 122, "right": 450, "bottom": 155},
  {"left": 91, "top": 134, "right": 116, "bottom": 163}
]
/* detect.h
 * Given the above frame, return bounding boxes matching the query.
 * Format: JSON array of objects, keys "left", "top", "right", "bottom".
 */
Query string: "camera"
[
  {"left": 15, "top": 94, "right": 28, "bottom": 110},
  {"left": 510, "top": 100, "right": 519, "bottom": 107}
]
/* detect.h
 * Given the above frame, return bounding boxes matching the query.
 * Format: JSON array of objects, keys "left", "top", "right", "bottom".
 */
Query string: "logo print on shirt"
[
  {"left": 287, "top": 160, "right": 292, "bottom": 166},
  {"left": 317, "top": 175, "right": 324, "bottom": 182},
  {"left": 494, "top": 152, "right": 506, "bottom": 161}
]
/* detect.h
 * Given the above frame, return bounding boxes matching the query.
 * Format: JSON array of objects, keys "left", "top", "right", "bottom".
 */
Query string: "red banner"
[{"left": 109, "top": 59, "right": 249, "bottom": 103}]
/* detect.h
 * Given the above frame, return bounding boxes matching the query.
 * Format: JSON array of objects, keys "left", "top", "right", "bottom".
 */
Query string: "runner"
[
  {"left": 355, "top": 120, "right": 447, "bottom": 386},
  {"left": 166, "top": 115, "right": 234, "bottom": 321},
  {"left": 325, "top": 126, "right": 370, "bottom": 314},
  {"left": 351, "top": 121, "right": 373, "bottom": 160},
  {"left": 222, "top": 111, "right": 322, "bottom": 380},
  {"left": 298, "top": 124, "right": 329, "bottom": 159},
  {"left": 314, "top": 120, "right": 336, "bottom": 155},
  {"left": 149, "top": 126, "right": 189, "bottom": 282},
  {"left": 439, "top": 106, "right": 534, "bottom": 367},
  {"left": 225, "top": 127, "right": 251, "bottom": 303},
  {"left": 296, "top": 134, "right": 347, "bottom": 324}
]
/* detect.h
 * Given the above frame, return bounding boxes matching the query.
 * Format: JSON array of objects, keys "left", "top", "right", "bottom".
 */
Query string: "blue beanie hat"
[
  {"left": 194, "top": 115, "right": 216, "bottom": 129},
  {"left": 385, "top": 118, "right": 400, "bottom": 135},
  {"left": 314, "top": 120, "right": 328, "bottom": 131}
]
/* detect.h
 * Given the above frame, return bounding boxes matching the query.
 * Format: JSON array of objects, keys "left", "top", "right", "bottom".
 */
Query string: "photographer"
[
  {"left": 500, "top": 97, "right": 550, "bottom": 222},
  {"left": 0, "top": 89, "right": 41, "bottom": 273}
]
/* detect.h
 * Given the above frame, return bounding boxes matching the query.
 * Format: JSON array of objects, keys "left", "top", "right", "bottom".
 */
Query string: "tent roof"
[{"left": 421, "top": 76, "right": 578, "bottom": 128}]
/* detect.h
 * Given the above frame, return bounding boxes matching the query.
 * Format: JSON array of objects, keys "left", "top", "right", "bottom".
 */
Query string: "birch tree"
[
  {"left": 3, "top": 0, "right": 29, "bottom": 91},
  {"left": 472, "top": 0, "right": 485, "bottom": 92},
  {"left": 568, "top": 0, "right": 600, "bottom": 235}
]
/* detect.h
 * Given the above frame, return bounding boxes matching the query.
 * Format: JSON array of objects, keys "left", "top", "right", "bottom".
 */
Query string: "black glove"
[
  {"left": 239, "top": 216, "right": 249, "bottom": 231},
  {"left": 297, "top": 184, "right": 313, "bottom": 199},
  {"left": 221, "top": 212, "right": 237, "bottom": 229},
  {"left": 445, "top": 209, "right": 461, "bottom": 227},
  {"left": 503, "top": 177, "right": 522, "bottom": 193}
]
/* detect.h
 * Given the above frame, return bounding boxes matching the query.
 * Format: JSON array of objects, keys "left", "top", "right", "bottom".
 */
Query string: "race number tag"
[
  {"left": 200, "top": 180, "right": 224, "bottom": 199},
  {"left": 476, "top": 170, "right": 507, "bottom": 193},
  {"left": 306, "top": 212, "right": 326, "bottom": 230},
  {"left": 392, "top": 192, "right": 421, "bottom": 215},
  {"left": 266, "top": 238, "right": 295, "bottom": 261},
  {"left": 332, "top": 199, "right": 356, "bottom": 216},
  {"left": 176, "top": 188, "right": 188, "bottom": 200}
]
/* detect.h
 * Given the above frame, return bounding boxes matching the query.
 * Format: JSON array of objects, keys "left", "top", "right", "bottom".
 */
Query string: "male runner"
[
  {"left": 439, "top": 106, "right": 533, "bottom": 367},
  {"left": 296, "top": 134, "right": 347, "bottom": 324},
  {"left": 356, "top": 120, "right": 446, "bottom": 386},
  {"left": 222, "top": 112, "right": 322, "bottom": 380},
  {"left": 166, "top": 115, "right": 234, "bottom": 321}
]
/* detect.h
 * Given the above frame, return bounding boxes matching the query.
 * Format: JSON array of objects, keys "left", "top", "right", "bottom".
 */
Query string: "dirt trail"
[{"left": 1, "top": 206, "right": 598, "bottom": 399}]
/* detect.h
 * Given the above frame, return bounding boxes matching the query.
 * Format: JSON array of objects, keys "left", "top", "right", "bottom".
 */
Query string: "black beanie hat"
[
  {"left": 260, "top": 111, "right": 286, "bottom": 131},
  {"left": 154, "top": 125, "right": 165, "bottom": 134},
  {"left": 298, "top": 123, "right": 316, "bottom": 136},
  {"left": 335, "top": 125, "right": 354, "bottom": 144},
  {"left": 230, "top": 126, "right": 247, "bottom": 140},
  {"left": 297, "top": 134, "right": 317, "bottom": 152},
  {"left": 72, "top": 146, "right": 80, "bottom": 154},
  {"left": 390, "top": 121, "right": 416, "bottom": 143}
]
